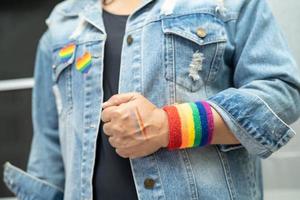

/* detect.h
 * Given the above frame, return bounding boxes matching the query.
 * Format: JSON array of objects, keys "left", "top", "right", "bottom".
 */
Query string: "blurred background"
[{"left": 0, "top": 0, "right": 299, "bottom": 199}]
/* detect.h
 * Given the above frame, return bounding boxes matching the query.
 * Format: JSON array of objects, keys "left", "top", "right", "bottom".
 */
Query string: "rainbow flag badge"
[
  {"left": 76, "top": 52, "right": 92, "bottom": 73},
  {"left": 59, "top": 43, "right": 76, "bottom": 62}
]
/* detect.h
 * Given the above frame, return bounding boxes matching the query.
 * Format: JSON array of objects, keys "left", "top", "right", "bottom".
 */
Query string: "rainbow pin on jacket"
[
  {"left": 59, "top": 43, "right": 76, "bottom": 63},
  {"left": 76, "top": 52, "right": 92, "bottom": 73}
]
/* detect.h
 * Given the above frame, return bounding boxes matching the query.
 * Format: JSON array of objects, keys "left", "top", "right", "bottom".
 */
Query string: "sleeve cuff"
[{"left": 206, "top": 88, "right": 296, "bottom": 158}]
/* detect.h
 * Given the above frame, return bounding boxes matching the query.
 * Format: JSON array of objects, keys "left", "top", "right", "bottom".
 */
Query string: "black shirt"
[{"left": 92, "top": 9, "right": 138, "bottom": 200}]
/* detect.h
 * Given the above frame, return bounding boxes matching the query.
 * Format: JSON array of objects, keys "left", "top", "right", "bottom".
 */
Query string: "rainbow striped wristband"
[{"left": 162, "top": 101, "right": 215, "bottom": 150}]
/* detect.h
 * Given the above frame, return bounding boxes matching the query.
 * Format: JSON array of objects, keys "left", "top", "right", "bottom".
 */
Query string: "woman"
[{"left": 4, "top": 0, "right": 300, "bottom": 199}]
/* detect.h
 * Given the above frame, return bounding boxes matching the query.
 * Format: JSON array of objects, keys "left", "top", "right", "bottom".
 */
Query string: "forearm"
[
  {"left": 210, "top": 106, "right": 240, "bottom": 145},
  {"left": 161, "top": 100, "right": 242, "bottom": 150}
]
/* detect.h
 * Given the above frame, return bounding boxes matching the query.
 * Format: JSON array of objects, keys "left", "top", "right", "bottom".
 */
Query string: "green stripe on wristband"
[{"left": 189, "top": 102, "right": 202, "bottom": 147}]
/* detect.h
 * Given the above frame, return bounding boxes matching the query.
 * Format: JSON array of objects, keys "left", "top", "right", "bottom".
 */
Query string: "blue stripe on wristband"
[{"left": 195, "top": 101, "right": 209, "bottom": 147}]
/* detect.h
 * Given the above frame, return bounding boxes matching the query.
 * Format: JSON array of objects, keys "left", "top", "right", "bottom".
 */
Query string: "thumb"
[{"left": 102, "top": 92, "right": 139, "bottom": 109}]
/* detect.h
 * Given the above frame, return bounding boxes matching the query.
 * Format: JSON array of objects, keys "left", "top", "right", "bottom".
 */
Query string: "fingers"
[
  {"left": 108, "top": 135, "right": 143, "bottom": 149},
  {"left": 101, "top": 105, "right": 119, "bottom": 123},
  {"left": 102, "top": 92, "right": 140, "bottom": 109},
  {"left": 102, "top": 122, "right": 114, "bottom": 136},
  {"left": 115, "top": 144, "right": 154, "bottom": 159}
]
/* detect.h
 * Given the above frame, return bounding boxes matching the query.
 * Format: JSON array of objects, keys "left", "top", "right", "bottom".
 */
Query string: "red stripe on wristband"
[{"left": 162, "top": 105, "right": 182, "bottom": 150}]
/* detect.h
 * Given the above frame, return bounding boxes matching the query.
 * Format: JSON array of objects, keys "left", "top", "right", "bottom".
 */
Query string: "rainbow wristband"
[
  {"left": 162, "top": 101, "right": 215, "bottom": 150},
  {"left": 162, "top": 105, "right": 182, "bottom": 150}
]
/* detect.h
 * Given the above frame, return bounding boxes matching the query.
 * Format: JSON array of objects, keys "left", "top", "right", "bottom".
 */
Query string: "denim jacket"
[{"left": 3, "top": 0, "right": 300, "bottom": 199}]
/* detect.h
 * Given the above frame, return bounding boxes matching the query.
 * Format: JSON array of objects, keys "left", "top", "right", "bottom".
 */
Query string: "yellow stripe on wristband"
[
  {"left": 180, "top": 103, "right": 195, "bottom": 148},
  {"left": 174, "top": 104, "right": 189, "bottom": 148}
]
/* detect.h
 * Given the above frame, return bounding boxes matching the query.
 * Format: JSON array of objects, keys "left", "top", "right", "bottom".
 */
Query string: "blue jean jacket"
[{"left": 3, "top": 0, "right": 300, "bottom": 199}]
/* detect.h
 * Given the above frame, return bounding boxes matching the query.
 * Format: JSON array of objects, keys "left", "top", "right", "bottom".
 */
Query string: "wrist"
[
  {"left": 152, "top": 108, "right": 170, "bottom": 148},
  {"left": 161, "top": 109, "right": 170, "bottom": 148}
]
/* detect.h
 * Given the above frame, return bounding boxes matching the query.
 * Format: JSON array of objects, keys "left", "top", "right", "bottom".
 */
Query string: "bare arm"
[{"left": 210, "top": 107, "right": 240, "bottom": 145}]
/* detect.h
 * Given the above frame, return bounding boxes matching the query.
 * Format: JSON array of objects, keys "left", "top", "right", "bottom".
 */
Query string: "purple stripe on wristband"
[{"left": 201, "top": 101, "right": 214, "bottom": 144}]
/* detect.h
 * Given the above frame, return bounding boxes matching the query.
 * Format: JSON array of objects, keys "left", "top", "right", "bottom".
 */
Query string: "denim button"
[
  {"left": 127, "top": 35, "right": 133, "bottom": 45},
  {"left": 144, "top": 178, "right": 155, "bottom": 189},
  {"left": 196, "top": 27, "right": 207, "bottom": 38}
]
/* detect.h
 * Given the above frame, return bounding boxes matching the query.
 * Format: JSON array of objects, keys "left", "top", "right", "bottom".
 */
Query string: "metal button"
[
  {"left": 196, "top": 27, "right": 207, "bottom": 38},
  {"left": 144, "top": 178, "right": 155, "bottom": 189},
  {"left": 127, "top": 34, "right": 133, "bottom": 45}
]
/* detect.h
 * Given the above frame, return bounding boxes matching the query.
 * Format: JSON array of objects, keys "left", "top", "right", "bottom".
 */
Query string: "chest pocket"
[
  {"left": 162, "top": 13, "right": 227, "bottom": 92},
  {"left": 51, "top": 37, "right": 103, "bottom": 115}
]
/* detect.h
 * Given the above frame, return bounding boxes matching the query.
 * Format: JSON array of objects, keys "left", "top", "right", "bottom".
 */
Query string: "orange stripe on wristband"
[{"left": 174, "top": 104, "right": 189, "bottom": 148}]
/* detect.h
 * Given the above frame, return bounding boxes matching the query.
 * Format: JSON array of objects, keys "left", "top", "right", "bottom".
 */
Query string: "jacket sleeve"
[
  {"left": 207, "top": 0, "right": 300, "bottom": 158},
  {"left": 3, "top": 30, "right": 65, "bottom": 199},
  {"left": 26, "top": 30, "right": 65, "bottom": 188}
]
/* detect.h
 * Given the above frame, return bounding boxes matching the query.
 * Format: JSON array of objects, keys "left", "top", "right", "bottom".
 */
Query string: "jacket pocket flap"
[
  {"left": 161, "top": 13, "right": 227, "bottom": 46},
  {"left": 3, "top": 162, "right": 64, "bottom": 200}
]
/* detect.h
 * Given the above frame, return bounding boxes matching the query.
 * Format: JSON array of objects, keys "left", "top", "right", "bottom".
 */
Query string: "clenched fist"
[{"left": 101, "top": 92, "right": 169, "bottom": 159}]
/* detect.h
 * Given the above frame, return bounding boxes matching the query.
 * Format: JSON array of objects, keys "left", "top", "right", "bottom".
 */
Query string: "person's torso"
[{"left": 36, "top": 0, "right": 263, "bottom": 199}]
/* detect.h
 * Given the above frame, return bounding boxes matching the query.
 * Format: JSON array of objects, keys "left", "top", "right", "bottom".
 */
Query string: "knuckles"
[
  {"left": 110, "top": 109, "right": 122, "bottom": 118},
  {"left": 116, "top": 149, "right": 130, "bottom": 158},
  {"left": 102, "top": 123, "right": 110, "bottom": 136}
]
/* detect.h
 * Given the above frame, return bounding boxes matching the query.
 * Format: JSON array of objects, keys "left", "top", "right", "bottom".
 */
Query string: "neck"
[{"left": 101, "top": 0, "right": 142, "bottom": 15}]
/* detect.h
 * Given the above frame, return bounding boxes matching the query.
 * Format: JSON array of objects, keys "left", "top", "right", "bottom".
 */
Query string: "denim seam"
[
  {"left": 273, "top": 129, "right": 295, "bottom": 150},
  {"left": 90, "top": 38, "right": 106, "bottom": 200},
  {"left": 67, "top": 55, "right": 73, "bottom": 115},
  {"left": 51, "top": 37, "right": 105, "bottom": 51},
  {"left": 215, "top": 147, "right": 236, "bottom": 200},
  {"left": 239, "top": 90, "right": 297, "bottom": 152},
  {"left": 148, "top": 154, "right": 165, "bottom": 199},
  {"left": 81, "top": 75, "right": 92, "bottom": 198},
  {"left": 15, "top": 187, "right": 49, "bottom": 200},
  {"left": 141, "top": 10, "right": 238, "bottom": 30},
  {"left": 129, "top": 159, "right": 143, "bottom": 200},
  {"left": 163, "top": 28, "right": 175, "bottom": 104},
  {"left": 206, "top": 40, "right": 220, "bottom": 84},
  {"left": 241, "top": 89, "right": 297, "bottom": 134},
  {"left": 153, "top": 152, "right": 167, "bottom": 200},
  {"left": 171, "top": 35, "right": 176, "bottom": 101},
  {"left": 158, "top": 9, "right": 238, "bottom": 23},
  {"left": 207, "top": 42, "right": 227, "bottom": 83},
  {"left": 181, "top": 150, "right": 199, "bottom": 200},
  {"left": 141, "top": 26, "right": 145, "bottom": 95}
]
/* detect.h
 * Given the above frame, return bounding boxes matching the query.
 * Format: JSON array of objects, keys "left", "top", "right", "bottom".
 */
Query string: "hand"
[{"left": 101, "top": 92, "right": 169, "bottom": 159}]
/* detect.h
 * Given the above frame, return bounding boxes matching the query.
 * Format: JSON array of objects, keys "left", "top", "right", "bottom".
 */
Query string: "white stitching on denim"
[{"left": 241, "top": 90, "right": 297, "bottom": 134}]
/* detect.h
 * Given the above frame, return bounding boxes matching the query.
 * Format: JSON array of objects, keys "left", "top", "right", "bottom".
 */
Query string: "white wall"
[{"left": 263, "top": 1, "right": 300, "bottom": 200}]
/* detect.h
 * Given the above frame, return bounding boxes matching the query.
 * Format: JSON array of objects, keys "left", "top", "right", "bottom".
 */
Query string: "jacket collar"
[{"left": 59, "top": 0, "right": 155, "bottom": 32}]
